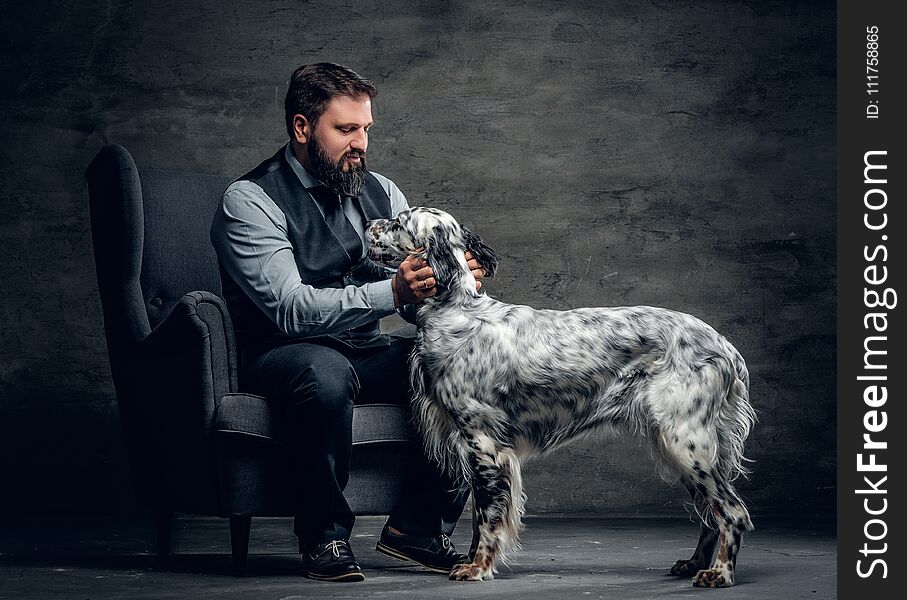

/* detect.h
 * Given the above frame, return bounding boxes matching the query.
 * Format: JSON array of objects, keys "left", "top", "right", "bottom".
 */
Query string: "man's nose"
[{"left": 350, "top": 129, "right": 367, "bottom": 151}]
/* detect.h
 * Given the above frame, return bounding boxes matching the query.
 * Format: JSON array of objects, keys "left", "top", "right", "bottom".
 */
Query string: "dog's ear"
[
  {"left": 426, "top": 224, "right": 460, "bottom": 294},
  {"left": 462, "top": 226, "right": 498, "bottom": 277}
]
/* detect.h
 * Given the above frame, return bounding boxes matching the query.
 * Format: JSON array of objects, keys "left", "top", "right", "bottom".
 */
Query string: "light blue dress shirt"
[{"left": 211, "top": 144, "right": 411, "bottom": 339}]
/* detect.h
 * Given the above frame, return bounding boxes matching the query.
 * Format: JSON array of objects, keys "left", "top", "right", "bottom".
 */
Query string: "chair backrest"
[
  {"left": 139, "top": 168, "right": 231, "bottom": 330},
  {"left": 87, "top": 145, "right": 234, "bottom": 507},
  {"left": 86, "top": 145, "right": 232, "bottom": 345}
]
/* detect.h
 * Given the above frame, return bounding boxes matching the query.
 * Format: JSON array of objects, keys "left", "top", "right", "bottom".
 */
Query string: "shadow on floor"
[{"left": 0, "top": 514, "right": 836, "bottom": 599}]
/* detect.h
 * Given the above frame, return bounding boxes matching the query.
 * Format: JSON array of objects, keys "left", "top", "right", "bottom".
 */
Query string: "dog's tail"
[{"left": 714, "top": 346, "right": 757, "bottom": 482}]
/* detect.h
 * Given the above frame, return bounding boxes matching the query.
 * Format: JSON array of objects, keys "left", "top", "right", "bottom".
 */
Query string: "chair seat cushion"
[
  {"left": 215, "top": 393, "right": 276, "bottom": 441},
  {"left": 214, "top": 394, "right": 417, "bottom": 445}
]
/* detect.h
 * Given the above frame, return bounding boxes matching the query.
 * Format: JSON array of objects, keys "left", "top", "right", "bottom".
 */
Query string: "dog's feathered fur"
[{"left": 366, "top": 207, "right": 756, "bottom": 586}]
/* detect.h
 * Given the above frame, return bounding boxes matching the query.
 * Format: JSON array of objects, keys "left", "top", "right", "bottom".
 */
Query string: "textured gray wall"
[{"left": 0, "top": 1, "right": 835, "bottom": 517}]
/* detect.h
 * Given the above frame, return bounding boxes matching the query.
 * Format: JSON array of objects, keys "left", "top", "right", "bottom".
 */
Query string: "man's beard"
[{"left": 307, "top": 133, "right": 368, "bottom": 197}]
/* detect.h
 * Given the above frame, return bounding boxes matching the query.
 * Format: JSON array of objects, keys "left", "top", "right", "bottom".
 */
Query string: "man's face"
[
  {"left": 313, "top": 95, "right": 373, "bottom": 166},
  {"left": 301, "top": 95, "right": 373, "bottom": 196}
]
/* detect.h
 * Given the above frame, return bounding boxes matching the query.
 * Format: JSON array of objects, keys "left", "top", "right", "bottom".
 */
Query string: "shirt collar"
[{"left": 284, "top": 142, "right": 324, "bottom": 190}]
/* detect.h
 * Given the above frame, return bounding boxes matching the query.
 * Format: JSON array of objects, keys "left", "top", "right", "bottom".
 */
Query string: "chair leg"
[
  {"left": 229, "top": 515, "right": 252, "bottom": 576},
  {"left": 155, "top": 511, "right": 173, "bottom": 565}
]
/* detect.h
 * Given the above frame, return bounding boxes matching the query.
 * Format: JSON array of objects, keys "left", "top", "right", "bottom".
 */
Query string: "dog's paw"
[
  {"left": 449, "top": 563, "right": 493, "bottom": 581},
  {"left": 692, "top": 568, "right": 734, "bottom": 588},
  {"left": 669, "top": 559, "right": 706, "bottom": 577}
]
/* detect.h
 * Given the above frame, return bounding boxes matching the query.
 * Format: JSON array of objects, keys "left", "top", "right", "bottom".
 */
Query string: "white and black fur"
[{"left": 366, "top": 207, "right": 756, "bottom": 587}]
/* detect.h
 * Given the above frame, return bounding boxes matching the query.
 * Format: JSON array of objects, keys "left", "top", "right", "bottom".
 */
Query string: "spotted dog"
[{"left": 365, "top": 207, "right": 756, "bottom": 586}]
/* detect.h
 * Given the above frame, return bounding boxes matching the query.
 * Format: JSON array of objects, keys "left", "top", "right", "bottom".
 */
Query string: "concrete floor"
[{"left": 0, "top": 514, "right": 835, "bottom": 599}]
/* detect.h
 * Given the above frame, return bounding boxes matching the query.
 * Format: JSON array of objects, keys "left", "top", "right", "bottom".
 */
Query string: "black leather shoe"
[
  {"left": 302, "top": 540, "right": 365, "bottom": 582},
  {"left": 376, "top": 526, "right": 467, "bottom": 573}
]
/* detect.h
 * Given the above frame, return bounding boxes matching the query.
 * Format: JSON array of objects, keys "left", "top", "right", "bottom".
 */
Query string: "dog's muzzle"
[{"left": 365, "top": 219, "right": 404, "bottom": 268}]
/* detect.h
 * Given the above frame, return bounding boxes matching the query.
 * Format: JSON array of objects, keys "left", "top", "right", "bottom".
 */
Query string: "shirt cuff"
[
  {"left": 397, "top": 303, "right": 419, "bottom": 324},
  {"left": 368, "top": 278, "right": 398, "bottom": 314}
]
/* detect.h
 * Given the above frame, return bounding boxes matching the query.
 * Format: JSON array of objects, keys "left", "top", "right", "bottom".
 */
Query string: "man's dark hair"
[{"left": 284, "top": 63, "right": 378, "bottom": 137}]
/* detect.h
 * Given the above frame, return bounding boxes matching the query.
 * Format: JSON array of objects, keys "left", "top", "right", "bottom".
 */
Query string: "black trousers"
[{"left": 242, "top": 332, "right": 467, "bottom": 550}]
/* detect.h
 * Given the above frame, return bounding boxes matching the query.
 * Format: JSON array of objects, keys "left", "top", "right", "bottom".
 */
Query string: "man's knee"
[
  {"left": 246, "top": 344, "right": 359, "bottom": 415},
  {"left": 287, "top": 350, "right": 359, "bottom": 414}
]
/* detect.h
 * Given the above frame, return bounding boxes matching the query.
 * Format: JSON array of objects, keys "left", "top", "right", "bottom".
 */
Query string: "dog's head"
[{"left": 366, "top": 207, "right": 498, "bottom": 297}]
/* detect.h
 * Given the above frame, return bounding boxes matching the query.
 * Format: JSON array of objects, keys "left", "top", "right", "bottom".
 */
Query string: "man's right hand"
[{"left": 392, "top": 253, "right": 436, "bottom": 307}]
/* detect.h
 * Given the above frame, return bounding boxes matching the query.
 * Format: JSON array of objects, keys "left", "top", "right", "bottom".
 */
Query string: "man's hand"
[
  {"left": 465, "top": 250, "right": 486, "bottom": 291},
  {"left": 392, "top": 254, "right": 437, "bottom": 307},
  {"left": 392, "top": 250, "right": 489, "bottom": 307}
]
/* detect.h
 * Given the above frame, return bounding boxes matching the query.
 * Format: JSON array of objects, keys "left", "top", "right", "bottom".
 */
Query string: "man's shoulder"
[
  {"left": 220, "top": 180, "right": 282, "bottom": 218},
  {"left": 367, "top": 171, "right": 409, "bottom": 215},
  {"left": 368, "top": 170, "right": 392, "bottom": 185},
  {"left": 235, "top": 147, "right": 285, "bottom": 185},
  {"left": 222, "top": 147, "right": 285, "bottom": 207},
  {"left": 223, "top": 179, "right": 266, "bottom": 201},
  {"left": 368, "top": 170, "right": 405, "bottom": 199}
]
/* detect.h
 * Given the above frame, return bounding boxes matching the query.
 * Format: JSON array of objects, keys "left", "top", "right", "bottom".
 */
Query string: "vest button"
[{"left": 150, "top": 297, "right": 163, "bottom": 307}]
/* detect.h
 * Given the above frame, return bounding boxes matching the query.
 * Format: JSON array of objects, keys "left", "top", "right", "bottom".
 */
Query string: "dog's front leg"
[
  {"left": 450, "top": 436, "right": 523, "bottom": 582},
  {"left": 449, "top": 474, "right": 503, "bottom": 581},
  {"left": 467, "top": 500, "right": 480, "bottom": 561}
]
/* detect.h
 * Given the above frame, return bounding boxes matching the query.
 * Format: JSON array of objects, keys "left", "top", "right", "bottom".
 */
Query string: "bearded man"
[{"left": 210, "top": 63, "right": 486, "bottom": 582}]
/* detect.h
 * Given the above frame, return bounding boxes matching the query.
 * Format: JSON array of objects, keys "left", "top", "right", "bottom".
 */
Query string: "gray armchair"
[{"left": 85, "top": 144, "right": 418, "bottom": 573}]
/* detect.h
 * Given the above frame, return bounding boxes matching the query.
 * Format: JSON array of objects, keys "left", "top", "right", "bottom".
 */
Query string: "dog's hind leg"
[
  {"left": 668, "top": 479, "right": 719, "bottom": 577},
  {"left": 655, "top": 360, "right": 754, "bottom": 587},
  {"left": 659, "top": 428, "right": 752, "bottom": 587},
  {"left": 449, "top": 433, "right": 524, "bottom": 582},
  {"left": 691, "top": 471, "right": 751, "bottom": 588}
]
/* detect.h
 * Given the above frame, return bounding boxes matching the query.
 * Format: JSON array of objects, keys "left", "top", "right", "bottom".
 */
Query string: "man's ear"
[
  {"left": 462, "top": 226, "right": 498, "bottom": 277},
  {"left": 292, "top": 114, "right": 311, "bottom": 144}
]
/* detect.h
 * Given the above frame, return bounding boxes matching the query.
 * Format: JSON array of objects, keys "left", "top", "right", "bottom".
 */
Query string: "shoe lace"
[
  {"left": 440, "top": 534, "right": 451, "bottom": 549},
  {"left": 326, "top": 540, "right": 344, "bottom": 558}
]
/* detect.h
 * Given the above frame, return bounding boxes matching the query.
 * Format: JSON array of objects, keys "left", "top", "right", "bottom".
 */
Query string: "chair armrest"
[
  {"left": 137, "top": 291, "right": 238, "bottom": 398},
  {"left": 132, "top": 291, "right": 238, "bottom": 509},
  {"left": 351, "top": 404, "right": 417, "bottom": 445}
]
